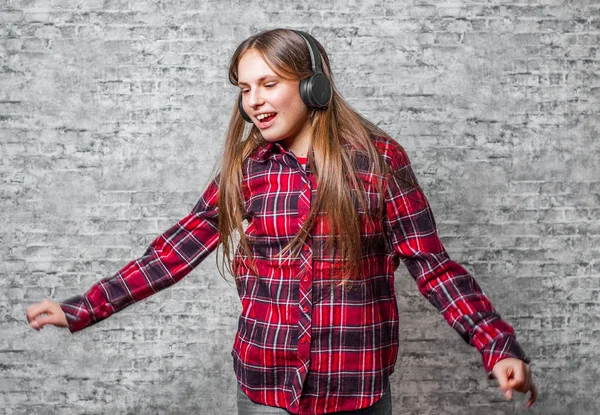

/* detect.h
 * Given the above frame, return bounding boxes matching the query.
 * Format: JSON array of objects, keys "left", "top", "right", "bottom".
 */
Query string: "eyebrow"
[{"left": 238, "top": 75, "right": 279, "bottom": 87}]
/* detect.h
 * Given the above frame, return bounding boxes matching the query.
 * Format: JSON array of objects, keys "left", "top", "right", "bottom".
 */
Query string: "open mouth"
[{"left": 256, "top": 113, "right": 277, "bottom": 128}]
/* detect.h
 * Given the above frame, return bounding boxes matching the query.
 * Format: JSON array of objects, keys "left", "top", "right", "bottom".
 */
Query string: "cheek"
[
  {"left": 285, "top": 99, "right": 309, "bottom": 123},
  {"left": 275, "top": 86, "right": 302, "bottom": 109}
]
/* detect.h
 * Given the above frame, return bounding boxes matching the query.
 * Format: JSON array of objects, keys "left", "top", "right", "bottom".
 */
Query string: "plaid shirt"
[{"left": 59, "top": 135, "right": 529, "bottom": 414}]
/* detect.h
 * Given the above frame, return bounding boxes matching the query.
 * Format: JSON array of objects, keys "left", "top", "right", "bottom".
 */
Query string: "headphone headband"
[{"left": 291, "top": 30, "right": 324, "bottom": 74}]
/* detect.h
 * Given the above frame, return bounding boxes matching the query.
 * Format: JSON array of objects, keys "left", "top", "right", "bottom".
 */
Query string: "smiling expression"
[{"left": 237, "top": 48, "right": 313, "bottom": 153}]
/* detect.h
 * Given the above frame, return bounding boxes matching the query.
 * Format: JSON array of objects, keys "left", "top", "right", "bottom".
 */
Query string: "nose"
[{"left": 247, "top": 88, "right": 264, "bottom": 110}]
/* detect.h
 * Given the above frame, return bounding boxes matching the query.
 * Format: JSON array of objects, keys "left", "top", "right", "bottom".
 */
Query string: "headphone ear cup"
[
  {"left": 299, "top": 78, "right": 312, "bottom": 108},
  {"left": 238, "top": 94, "right": 252, "bottom": 123},
  {"left": 300, "top": 73, "right": 332, "bottom": 109}
]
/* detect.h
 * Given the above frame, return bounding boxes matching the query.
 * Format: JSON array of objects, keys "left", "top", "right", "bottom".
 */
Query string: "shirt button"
[
  {"left": 301, "top": 337, "right": 308, "bottom": 344},
  {"left": 300, "top": 367, "right": 305, "bottom": 373},
  {"left": 301, "top": 214, "right": 307, "bottom": 220},
  {"left": 302, "top": 306, "right": 308, "bottom": 313},
  {"left": 303, "top": 245, "right": 309, "bottom": 251},
  {"left": 302, "top": 276, "right": 309, "bottom": 282}
]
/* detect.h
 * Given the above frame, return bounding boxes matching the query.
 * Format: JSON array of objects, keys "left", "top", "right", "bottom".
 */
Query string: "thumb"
[
  {"left": 494, "top": 366, "right": 513, "bottom": 400},
  {"left": 31, "top": 315, "right": 53, "bottom": 329}
]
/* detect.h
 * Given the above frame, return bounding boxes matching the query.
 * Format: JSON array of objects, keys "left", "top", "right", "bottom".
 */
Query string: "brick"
[{"left": 1, "top": 3, "right": 598, "bottom": 414}]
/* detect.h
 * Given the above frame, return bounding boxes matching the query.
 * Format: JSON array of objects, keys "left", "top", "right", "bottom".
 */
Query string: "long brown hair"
[{"left": 214, "top": 28, "right": 410, "bottom": 283}]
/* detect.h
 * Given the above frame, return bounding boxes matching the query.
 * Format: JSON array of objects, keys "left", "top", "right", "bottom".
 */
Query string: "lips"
[
  {"left": 256, "top": 113, "right": 277, "bottom": 129},
  {"left": 259, "top": 113, "right": 276, "bottom": 122}
]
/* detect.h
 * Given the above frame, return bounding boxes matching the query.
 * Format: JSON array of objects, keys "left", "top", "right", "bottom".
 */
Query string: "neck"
[
  {"left": 278, "top": 119, "right": 312, "bottom": 158},
  {"left": 285, "top": 132, "right": 311, "bottom": 158}
]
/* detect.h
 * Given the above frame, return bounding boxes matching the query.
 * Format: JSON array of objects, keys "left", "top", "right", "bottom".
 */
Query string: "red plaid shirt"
[{"left": 59, "top": 135, "right": 529, "bottom": 414}]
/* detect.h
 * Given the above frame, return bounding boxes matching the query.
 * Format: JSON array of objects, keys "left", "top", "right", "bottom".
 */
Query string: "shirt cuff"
[
  {"left": 482, "top": 333, "right": 531, "bottom": 379},
  {"left": 482, "top": 333, "right": 530, "bottom": 379},
  {"left": 59, "top": 294, "right": 94, "bottom": 333}
]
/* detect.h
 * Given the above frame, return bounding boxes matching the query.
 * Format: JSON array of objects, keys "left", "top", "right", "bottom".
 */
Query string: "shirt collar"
[
  {"left": 249, "top": 140, "right": 357, "bottom": 163},
  {"left": 249, "top": 141, "right": 302, "bottom": 162}
]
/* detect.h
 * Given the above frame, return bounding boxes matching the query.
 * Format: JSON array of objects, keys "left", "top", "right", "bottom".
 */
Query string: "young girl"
[{"left": 26, "top": 28, "right": 537, "bottom": 414}]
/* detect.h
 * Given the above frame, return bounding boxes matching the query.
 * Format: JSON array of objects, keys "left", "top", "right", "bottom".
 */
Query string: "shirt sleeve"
[
  {"left": 58, "top": 175, "right": 221, "bottom": 333},
  {"left": 383, "top": 146, "right": 530, "bottom": 377}
]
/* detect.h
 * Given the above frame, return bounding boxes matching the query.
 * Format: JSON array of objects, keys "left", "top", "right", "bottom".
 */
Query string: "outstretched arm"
[
  {"left": 52, "top": 175, "right": 221, "bottom": 333},
  {"left": 383, "top": 145, "right": 535, "bottom": 406}
]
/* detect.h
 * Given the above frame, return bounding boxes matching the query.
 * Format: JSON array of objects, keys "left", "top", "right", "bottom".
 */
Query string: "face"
[{"left": 237, "top": 48, "right": 312, "bottom": 151}]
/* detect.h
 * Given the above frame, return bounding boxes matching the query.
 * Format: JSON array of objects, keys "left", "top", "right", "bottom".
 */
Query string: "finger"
[
  {"left": 505, "top": 366, "right": 515, "bottom": 399},
  {"left": 29, "top": 315, "right": 45, "bottom": 329},
  {"left": 527, "top": 383, "right": 538, "bottom": 408},
  {"left": 30, "top": 314, "right": 55, "bottom": 330},
  {"left": 493, "top": 367, "right": 512, "bottom": 400},
  {"left": 508, "top": 368, "right": 526, "bottom": 392},
  {"left": 25, "top": 302, "right": 50, "bottom": 324}
]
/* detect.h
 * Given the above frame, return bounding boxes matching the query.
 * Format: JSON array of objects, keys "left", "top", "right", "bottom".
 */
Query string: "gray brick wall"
[{"left": 1, "top": 1, "right": 598, "bottom": 414}]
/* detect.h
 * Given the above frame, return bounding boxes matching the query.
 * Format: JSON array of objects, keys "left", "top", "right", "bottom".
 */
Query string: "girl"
[{"left": 26, "top": 28, "right": 537, "bottom": 414}]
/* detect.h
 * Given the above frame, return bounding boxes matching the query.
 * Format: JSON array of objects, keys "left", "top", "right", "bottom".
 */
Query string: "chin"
[{"left": 261, "top": 133, "right": 285, "bottom": 143}]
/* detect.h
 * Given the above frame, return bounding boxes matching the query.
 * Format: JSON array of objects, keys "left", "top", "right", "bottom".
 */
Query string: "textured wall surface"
[{"left": 1, "top": 0, "right": 599, "bottom": 414}]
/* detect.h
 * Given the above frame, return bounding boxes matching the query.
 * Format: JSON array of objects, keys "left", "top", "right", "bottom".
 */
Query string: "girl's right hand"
[{"left": 26, "top": 299, "right": 68, "bottom": 330}]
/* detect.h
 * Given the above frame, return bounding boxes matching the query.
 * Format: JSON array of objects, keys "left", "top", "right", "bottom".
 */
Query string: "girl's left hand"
[{"left": 491, "top": 358, "right": 537, "bottom": 408}]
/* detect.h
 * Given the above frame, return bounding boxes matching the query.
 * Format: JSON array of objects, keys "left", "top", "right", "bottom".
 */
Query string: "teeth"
[{"left": 257, "top": 113, "right": 275, "bottom": 121}]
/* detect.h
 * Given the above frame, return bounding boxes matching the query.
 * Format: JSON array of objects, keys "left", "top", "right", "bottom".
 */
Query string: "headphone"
[{"left": 238, "top": 30, "right": 332, "bottom": 123}]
